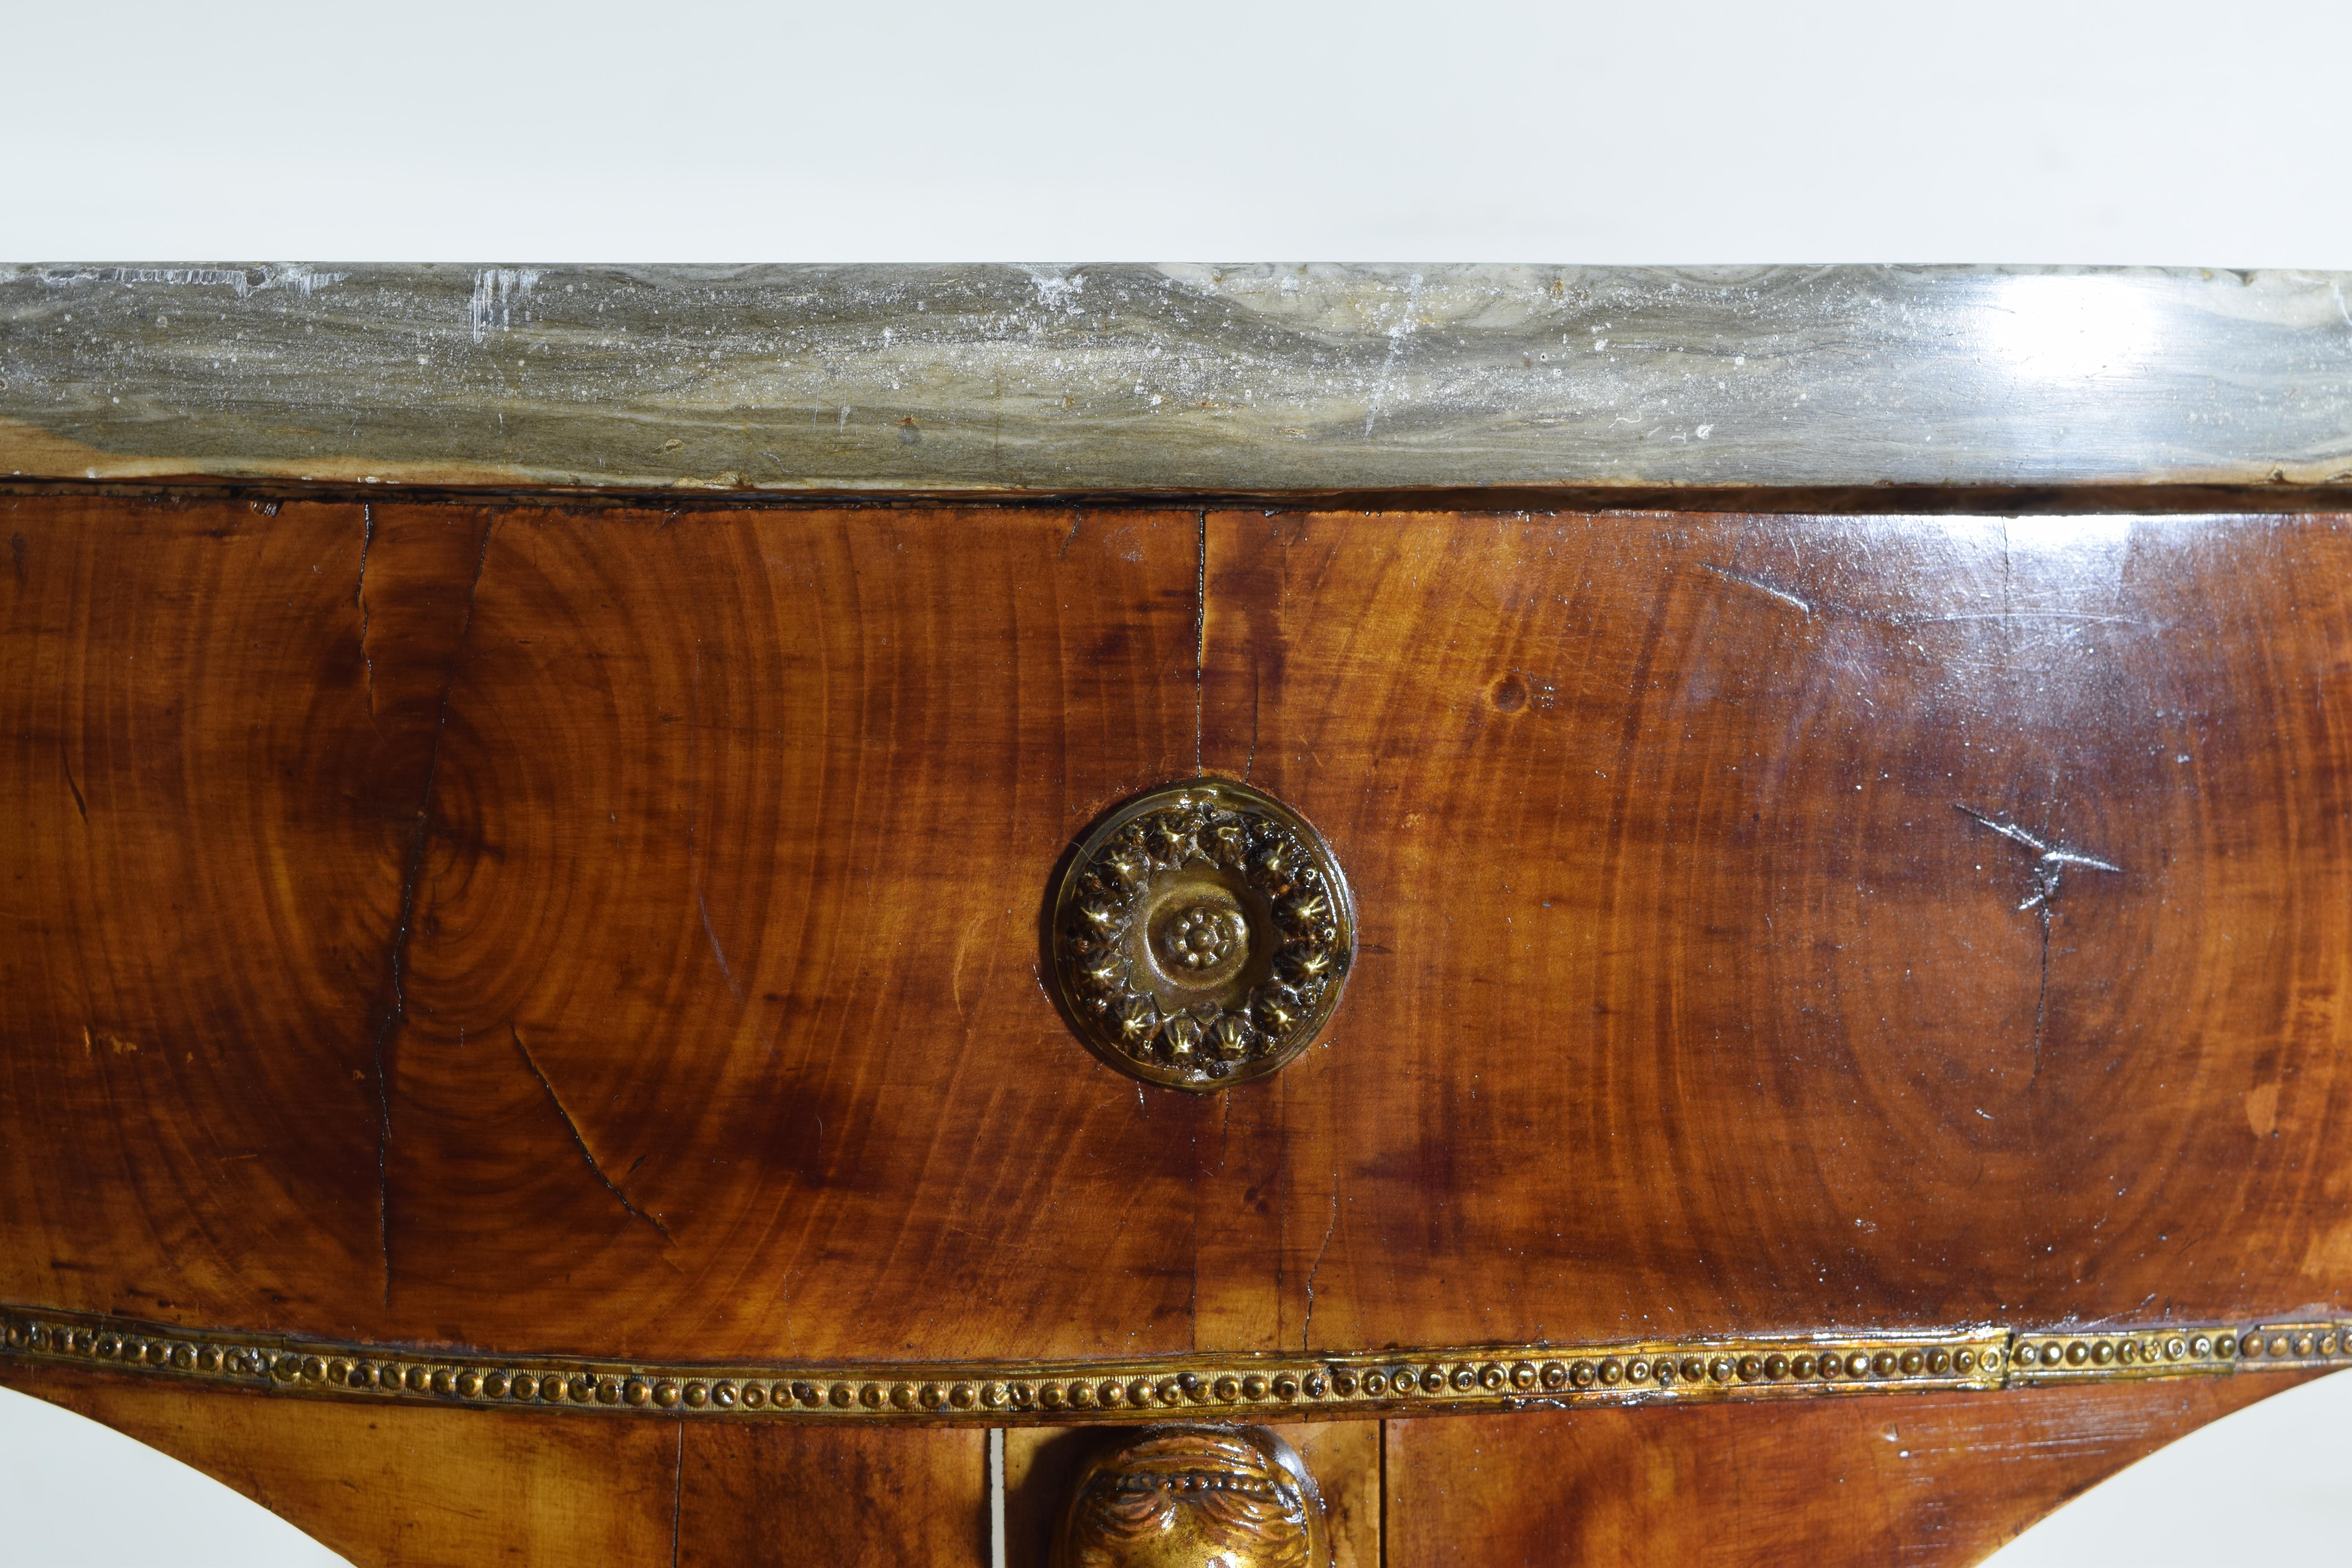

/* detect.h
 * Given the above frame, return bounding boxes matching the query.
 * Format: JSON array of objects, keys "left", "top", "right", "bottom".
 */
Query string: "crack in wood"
[
  {"left": 369, "top": 519, "right": 496, "bottom": 1305},
  {"left": 511, "top": 1024, "right": 671, "bottom": 1242},
  {"left": 1956, "top": 805, "right": 2123, "bottom": 1086}
]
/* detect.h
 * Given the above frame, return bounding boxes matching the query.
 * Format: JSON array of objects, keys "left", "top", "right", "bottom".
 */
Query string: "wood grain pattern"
[
  {"left": 679, "top": 1422, "right": 986, "bottom": 1568},
  {"left": 3, "top": 1366, "right": 2312, "bottom": 1568},
  {"left": 0, "top": 1362, "right": 680, "bottom": 1567},
  {"left": 2, "top": 493, "right": 1210, "bottom": 1360},
  {"left": 1, "top": 1362, "right": 987, "bottom": 1568},
  {"left": 12, "top": 490, "right": 2352, "bottom": 1568},
  {"left": 6, "top": 266, "right": 2352, "bottom": 494},
  {"left": 0, "top": 493, "right": 436, "bottom": 1325},
  {"left": 1383, "top": 1374, "right": 2314, "bottom": 1566},
  {"left": 1198, "top": 508, "right": 2352, "bottom": 1350},
  {"left": 6, "top": 496, "right": 2351, "bottom": 1370}
]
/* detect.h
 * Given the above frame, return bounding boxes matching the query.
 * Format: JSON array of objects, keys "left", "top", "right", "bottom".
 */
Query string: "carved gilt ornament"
[{"left": 1053, "top": 1426, "right": 1327, "bottom": 1568}]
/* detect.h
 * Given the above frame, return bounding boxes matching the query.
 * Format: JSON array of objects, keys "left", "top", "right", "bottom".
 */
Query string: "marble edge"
[{"left": 3, "top": 264, "right": 2350, "bottom": 494}]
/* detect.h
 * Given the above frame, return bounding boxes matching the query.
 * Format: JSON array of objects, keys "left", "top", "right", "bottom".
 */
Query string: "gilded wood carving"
[{"left": 1052, "top": 1426, "right": 1327, "bottom": 1568}]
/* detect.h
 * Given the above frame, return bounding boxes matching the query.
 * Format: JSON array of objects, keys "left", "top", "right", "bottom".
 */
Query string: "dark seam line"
[{"left": 370, "top": 516, "right": 495, "bottom": 1307}]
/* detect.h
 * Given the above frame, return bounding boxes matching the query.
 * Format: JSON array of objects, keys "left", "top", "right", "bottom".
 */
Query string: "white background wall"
[
  {"left": 4, "top": 1, "right": 2349, "bottom": 1562},
  {"left": 3, "top": 0, "right": 2350, "bottom": 264}
]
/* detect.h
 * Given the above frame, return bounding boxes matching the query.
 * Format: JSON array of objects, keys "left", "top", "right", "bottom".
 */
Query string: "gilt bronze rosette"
[{"left": 1051, "top": 779, "right": 1355, "bottom": 1091}]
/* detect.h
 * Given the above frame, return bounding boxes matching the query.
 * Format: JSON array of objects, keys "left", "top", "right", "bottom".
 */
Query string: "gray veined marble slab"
[{"left": 2, "top": 264, "right": 2349, "bottom": 495}]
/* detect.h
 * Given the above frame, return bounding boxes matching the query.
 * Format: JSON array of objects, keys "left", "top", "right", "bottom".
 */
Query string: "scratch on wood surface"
[
  {"left": 950, "top": 909, "right": 995, "bottom": 1018},
  {"left": 699, "top": 891, "right": 744, "bottom": 1004},
  {"left": 670, "top": 1420, "right": 682, "bottom": 1568},
  {"left": 59, "top": 742, "right": 86, "bottom": 824},
  {"left": 1897, "top": 611, "right": 2151, "bottom": 627},
  {"left": 1957, "top": 804, "right": 2123, "bottom": 1085},
  {"left": 1188, "top": 1113, "right": 1202, "bottom": 1351},
  {"left": 512, "top": 1023, "right": 671, "bottom": 1241},
  {"left": 1243, "top": 658, "right": 1261, "bottom": 785},
  {"left": 1303, "top": 1185, "right": 1340, "bottom": 1349},
  {"left": 355, "top": 504, "right": 376, "bottom": 720},
  {"left": 1957, "top": 805, "right": 2123, "bottom": 907},
  {"left": 1703, "top": 561, "right": 1812, "bottom": 616}
]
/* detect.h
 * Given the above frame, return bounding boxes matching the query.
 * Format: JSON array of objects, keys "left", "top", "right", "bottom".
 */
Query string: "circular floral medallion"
[{"left": 1051, "top": 778, "right": 1354, "bottom": 1091}]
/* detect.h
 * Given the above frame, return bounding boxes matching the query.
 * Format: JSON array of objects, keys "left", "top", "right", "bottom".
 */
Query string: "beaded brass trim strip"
[
  {"left": 2009, "top": 1322, "right": 2352, "bottom": 1383},
  {"left": 0, "top": 1308, "right": 2341, "bottom": 1425}
]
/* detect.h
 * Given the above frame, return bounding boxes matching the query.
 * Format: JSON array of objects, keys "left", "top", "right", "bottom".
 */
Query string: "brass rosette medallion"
[{"left": 1053, "top": 779, "right": 1354, "bottom": 1091}]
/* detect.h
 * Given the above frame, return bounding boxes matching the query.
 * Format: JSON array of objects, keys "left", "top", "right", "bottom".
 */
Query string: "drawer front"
[
  {"left": 8, "top": 496, "right": 2348, "bottom": 1367},
  {"left": 6, "top": 492, "right": 2352, "bottom": 1567}
]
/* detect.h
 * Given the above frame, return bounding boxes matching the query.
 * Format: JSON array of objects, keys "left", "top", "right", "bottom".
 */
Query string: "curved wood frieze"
[
  {"left": 6, "top": 1304, "right": 2346, "bottom": 1426},
  {"left": 11, "top": 495, "right": 2352, "bottom": 1371}
]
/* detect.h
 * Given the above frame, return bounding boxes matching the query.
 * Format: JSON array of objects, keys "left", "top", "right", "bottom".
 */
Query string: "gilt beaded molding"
[{"left": 4, "top": 1306, "right": 2345, "bottom": 1426}]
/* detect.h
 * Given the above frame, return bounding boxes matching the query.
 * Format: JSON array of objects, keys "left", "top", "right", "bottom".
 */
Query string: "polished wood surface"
[
  {"left": 2, "top": 1362, "right": 987, "bottom": 1567},
  {"left": 1, "top": 1363, "right": 684, "bottom": 1566},
  {"left": 679, "top": 1421, "right": 987, "bottom": 1568},
  {"left": 9, "top": 488, "right": 2352, "bottom": 1565},
  {"left": 4, "top": 1363, "right": 2308, "bottom": 1567},
  {"left": 3, "top": 494, "right": 1201, "bottom": 1361},
  {"left": 1200, "top": 508, "right": 2352, "bottom": 1349},
  {"left": 5, "top": 495, "right": 2351, "bottom": 1368},
  {"left": 1384, "top": 1374, "right": 2311, "bottom": 1566}
]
